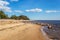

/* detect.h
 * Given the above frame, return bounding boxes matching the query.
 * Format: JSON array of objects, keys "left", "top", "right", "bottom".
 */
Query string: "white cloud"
[
  {"left": 25, "top": 8, "right": 42, "bottom": 13},
  {"left": 0, "top": 0, "right": 12, "bottom": 12},
  {"left": 14, "top": 10, "right": 23, "bottom": 13},
  {"left": 0, "top": 0, "right": 9, "bottom": 6},
  {"left": 3, "top": 6, "right": 12, "bottom": 12},
  {"left": 46, "top": 10, "right": 60, "bottom": 13},
  {"left": 10, "top": 0, "right": 19, "bottom": 2}
]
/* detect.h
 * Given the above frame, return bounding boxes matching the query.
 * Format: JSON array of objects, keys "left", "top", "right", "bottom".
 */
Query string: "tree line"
[{"left": 0, "top": 11, "right": 29, "bottom": 20}]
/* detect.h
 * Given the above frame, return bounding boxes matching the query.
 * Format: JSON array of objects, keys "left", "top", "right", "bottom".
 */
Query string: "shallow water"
[
  {"left": 43, "top": 26, "right": 60, "bottom": 40},
  {"left": 33, "top": 20, "right": 60, "bottom": 40}
]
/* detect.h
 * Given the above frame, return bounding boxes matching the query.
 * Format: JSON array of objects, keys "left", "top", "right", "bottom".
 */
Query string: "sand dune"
[{"left": 0, "top": 20, "right": 46, "bottom": 40}]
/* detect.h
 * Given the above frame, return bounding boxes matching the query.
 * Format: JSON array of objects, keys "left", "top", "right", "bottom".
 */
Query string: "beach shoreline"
[{"left": 0, "top": 20, "right": 47, "bottom": 40}]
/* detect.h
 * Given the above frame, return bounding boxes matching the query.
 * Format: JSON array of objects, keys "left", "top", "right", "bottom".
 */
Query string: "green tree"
[
  {"left": 10, "top": 15, "right": 18, "bottom": 19},
  {"left": 0, "top": 11, "right": 8, "bottom": 19},
  {"left": 0, "top": 11, "right": 30, "bottom": 20},
  {"left": 18, "top": 15, "right": 29, "bottom": 20}
]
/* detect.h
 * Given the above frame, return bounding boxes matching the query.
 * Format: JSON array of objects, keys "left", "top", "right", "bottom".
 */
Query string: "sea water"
[{"left": 34, "top": 20, "right": 60, "bottom": 40}]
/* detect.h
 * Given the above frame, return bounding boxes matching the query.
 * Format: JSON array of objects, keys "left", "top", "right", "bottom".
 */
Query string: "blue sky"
[{"left": 0, "top": 0, "right": 60, "bottom": 20}]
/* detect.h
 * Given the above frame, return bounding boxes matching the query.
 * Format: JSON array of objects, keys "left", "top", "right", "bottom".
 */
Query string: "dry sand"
[{"left": 0, "top": 20, "right": 46, "bottom": 40}]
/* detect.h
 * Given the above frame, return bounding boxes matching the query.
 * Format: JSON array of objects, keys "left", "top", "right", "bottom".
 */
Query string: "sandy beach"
[{"left": 0, "top": 20, "right": 47, "bottom": 40}]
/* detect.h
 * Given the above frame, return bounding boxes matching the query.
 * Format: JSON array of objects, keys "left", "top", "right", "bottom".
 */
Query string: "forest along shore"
[{"left": 0, "top": 20, "right": 47, "bottom": 40}]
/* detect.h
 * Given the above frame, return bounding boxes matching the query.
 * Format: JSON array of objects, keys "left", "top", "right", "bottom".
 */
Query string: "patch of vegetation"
[
  {"left": 0, "top": 11, "right": 8, "bottom": 19},
  {"left": 0, "top": 11, "right": 30, "bottom": 20}
]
